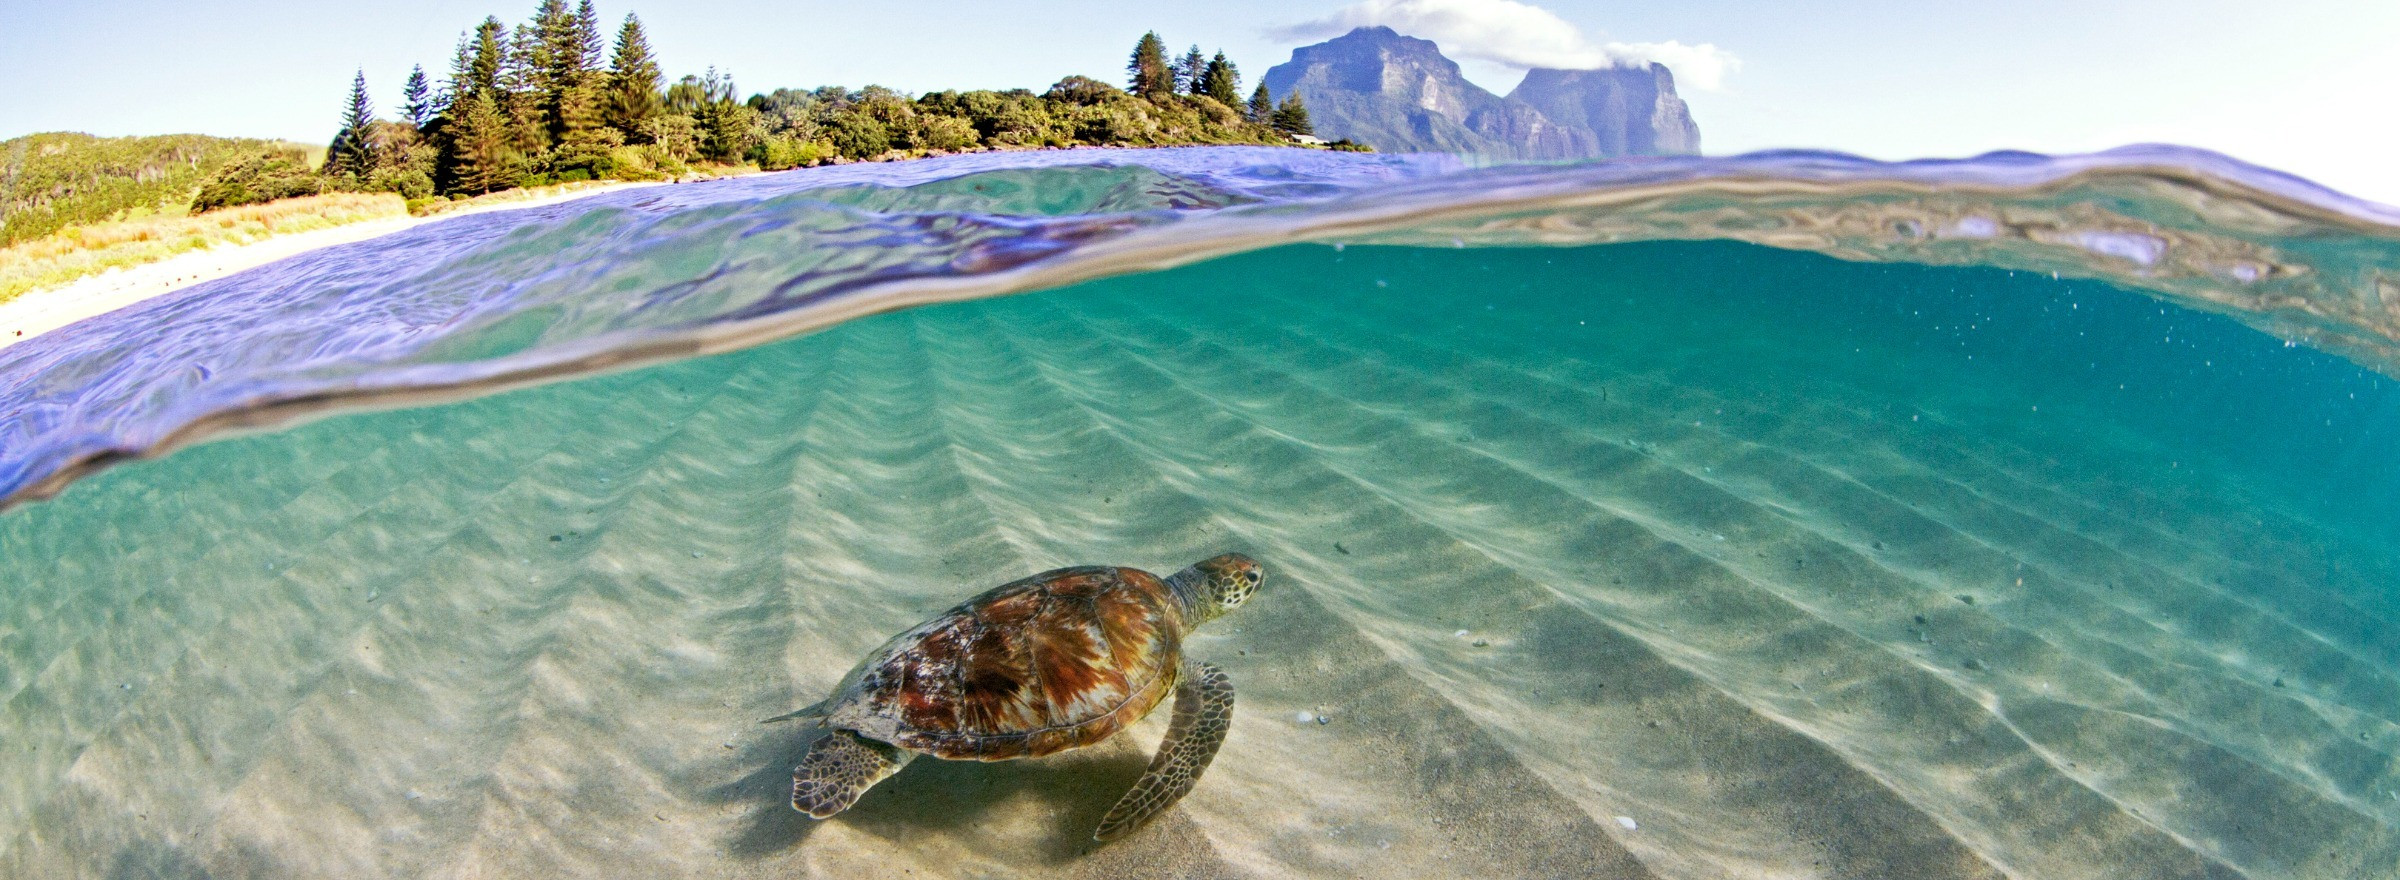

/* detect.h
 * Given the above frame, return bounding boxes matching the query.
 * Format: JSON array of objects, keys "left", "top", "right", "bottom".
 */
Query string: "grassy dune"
[
  {"left": 0, "top": 174, "right": 678, "bottom": 306},
  {"left": 0, "top": 192, "right": 408, "bottom": 302}
]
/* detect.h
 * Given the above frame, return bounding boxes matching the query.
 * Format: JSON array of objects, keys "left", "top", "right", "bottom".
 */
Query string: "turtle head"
[{"left": 1169, "top": 553, "right": 1264, "bottom": 625}]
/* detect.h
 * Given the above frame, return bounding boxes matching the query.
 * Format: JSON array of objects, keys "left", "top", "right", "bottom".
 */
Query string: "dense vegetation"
[
  {"left": 190, "top": 3, "right": 1346, "bottom": 210},
  {"left": 0, "top": 133, "right": 302, "bottom": 247}
]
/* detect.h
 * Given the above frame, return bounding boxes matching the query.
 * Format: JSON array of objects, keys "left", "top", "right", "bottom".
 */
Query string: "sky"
[{"left": 4, "top": 0, "right": 2397, "bottom": 203}]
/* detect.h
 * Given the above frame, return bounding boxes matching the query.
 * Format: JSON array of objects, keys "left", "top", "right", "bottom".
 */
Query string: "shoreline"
[
  {"left": 0, "top": 142, "right": 1345, "bottom": 355},
  {"left": 0, "top": 179, "right": 668, "bottom": 352}
]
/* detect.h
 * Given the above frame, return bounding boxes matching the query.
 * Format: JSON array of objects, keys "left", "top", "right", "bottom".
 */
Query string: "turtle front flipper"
[
  {"left": 1094, "top": 659, "right": 1234, "bottom": 841},
  {"left": 792, "top": 729, "right": 912, "bottom": 818}
]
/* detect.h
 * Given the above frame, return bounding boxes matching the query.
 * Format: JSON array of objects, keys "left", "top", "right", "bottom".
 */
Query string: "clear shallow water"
[{"left": 4, "top": 148, "right": 2400, "bottom": 878}]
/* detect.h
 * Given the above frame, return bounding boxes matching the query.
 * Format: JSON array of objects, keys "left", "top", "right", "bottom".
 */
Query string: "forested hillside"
[{"left": 0, "top": 133, "right": 302, "bottom": 246}]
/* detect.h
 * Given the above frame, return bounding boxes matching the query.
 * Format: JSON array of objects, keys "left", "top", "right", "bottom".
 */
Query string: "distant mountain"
[
  {"left": 1260, "top": 26, "right": 1700, "bottom": 160},
  {"left": 1257, "top": 27, "right": 1513, "bottom": 156},
  {"left": 1510, "top": 66, "right": 1700, "bottom": 157}
]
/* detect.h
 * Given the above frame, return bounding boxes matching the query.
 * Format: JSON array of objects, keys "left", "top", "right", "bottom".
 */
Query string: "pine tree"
[
  {"left": 535, "top": 0, "right": 575, "bottom": 68},
  {"left": 557, "top": 80, "right": 605, "bottom": 145},
  {"left": 573, "top": 0, "right": 604, "bottom": 69},
  {"left": 1175, "top": 45, "right": 1206, "bottom": 95},
  {"left": 605, "top": 12, "right": 663, "bottom": 138},
  {"left": 447, "top": 90, "right": 515, "bottom": 193},
  {"left": 1126, "top": 32, "right": 1172, "bottom": 100},
  {"left": 535, "top": 0, "right": 591, "bottom": 141},
  {"left": 527, "top": 1, "right": 566, "bottom": 84},
  {"left": 567, "top": 3, "right": 608, "bottom": 138},
  {"left": 502, "top": 23, "right": 551, "bottom": 154},
  {"left": 402, "top": 65, "right": 433, "bottom": 129},
  {"left": 329, "top": 69, "right": 376, "bottom": 177},
  {"left": 444, "top": 34, "right": 476, "bottom": 109},
  {"left": 470, "top": 17, "right": 507, "bottom": 97},
  {"left": 437, "top": 16, "right": 506, "bottom": 132},
  {"left": 695, "top": 68, "right": 751, "bottom": 161},
  {"left": 559, "top": 3, "right": 609, "bottom": 142},
  {"left": 1246, "top": 84, "right": 1274, "bottom": 124},
  {"left": 1198, "top": 51, "right": 1240, "bottom": 106},
  {"left": 1272, "top": 93, "right": 1313, "bottom": 136}
]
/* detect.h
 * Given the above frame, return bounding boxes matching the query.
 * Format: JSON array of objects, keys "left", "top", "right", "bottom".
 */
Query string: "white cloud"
[
  {"left": 1600, "top": 39, "right": 1741, "bottom": 91},
  {"left": 1273, "top": 0, "right": 1741, "bottom": 90}
]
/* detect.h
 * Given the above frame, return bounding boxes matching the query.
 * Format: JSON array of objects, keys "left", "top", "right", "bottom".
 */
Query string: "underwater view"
[
  {"left": 10, "top": 1, "right": 2400, "bottom": 874},
  {"left": 4, "top": 143, "right": 2400, "bottom": 878}
]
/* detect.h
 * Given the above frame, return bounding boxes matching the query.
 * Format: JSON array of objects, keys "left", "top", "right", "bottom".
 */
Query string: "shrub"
[
  {"left": 641, "top": 114, "right": 701, "bottom": 162},
  {"left": 636, "top": 143, "right": 690, "bottom": 175},
  {"left": 603, "top": 145, "right": 668, "bottom": 181},
  {"left": 192, "top": 148, "right": 326, "bottom": 212},
  {"left": 852, "top": 96, "right": 920, "bottom": 151},
  {"left": 1044, "top": 76, "right": 1123, "bottom": 106},
  {"left": 914, "top": 90, "right": 968, "bottom": 118},
  {"left": 703, "top": 103, "right": 763, "bottom": 162},
  {"left": 368, "top": 167, "right": 435, "bottom": 200},
  {"left": 825, "top": 114, "right": 891, "bottom": 159},
  {"left": 361, "top": 121, "right": 432, "bottom": 179},
  {"left": 552, "top": 127, "right": 626, "bottom": 179},
  {"left": 917, "top": 115, "right": 980, "bottom": 152},
  {"left": 1070, "top": 106, "right": 1142, "bottom": 145},
  {"left": 752, "top": 134, "right": 825, "bottom": 171},
  {"left": 995, "top": 107, "right": 1064, "bottom": 146}
]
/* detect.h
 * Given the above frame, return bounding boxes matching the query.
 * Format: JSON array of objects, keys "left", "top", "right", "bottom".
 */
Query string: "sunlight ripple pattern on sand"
[{"left": 3, "top": 238, "right": 2396, "bottom": 878}]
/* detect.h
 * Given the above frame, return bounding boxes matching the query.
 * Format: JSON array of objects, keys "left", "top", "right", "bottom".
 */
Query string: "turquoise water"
[{"left": 3, "top": 149, "right": 2399, "bottom": 877}]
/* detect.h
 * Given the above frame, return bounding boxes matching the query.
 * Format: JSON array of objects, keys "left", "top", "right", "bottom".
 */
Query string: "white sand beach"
[{"left": 0, "top": 181, "right": 664, "bottom": 352}]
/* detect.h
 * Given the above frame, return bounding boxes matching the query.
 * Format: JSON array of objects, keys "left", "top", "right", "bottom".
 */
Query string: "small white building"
[{"left": 1291, "top": 134, "right": 1329, "bottom": 146}]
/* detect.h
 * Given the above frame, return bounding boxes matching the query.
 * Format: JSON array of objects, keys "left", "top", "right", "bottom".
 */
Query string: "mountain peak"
[
  {"left": 1284, "top": 23, "right": 1469, "bottom": 76},
  {"left": 1262, "top": 29, "right": 1701, "bottom": 160},
  {"left": 1510, "top": 64, "right": 1701, "bottom": 156}
]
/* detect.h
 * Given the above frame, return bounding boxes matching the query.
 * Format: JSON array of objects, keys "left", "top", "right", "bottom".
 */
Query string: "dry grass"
[
  {"left": 0, "top": 193, "right": 408, "bottom": 303},
  {"left": 0, "top": 172, "right": 729, "bottom": 308},
  {"left": 405, "top": 177, "right": 655, "bottom": 218}
]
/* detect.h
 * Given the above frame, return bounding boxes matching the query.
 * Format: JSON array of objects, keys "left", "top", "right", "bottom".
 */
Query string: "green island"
[{"left": 0, "top": 1, "right": 1352, "bottom": 305}]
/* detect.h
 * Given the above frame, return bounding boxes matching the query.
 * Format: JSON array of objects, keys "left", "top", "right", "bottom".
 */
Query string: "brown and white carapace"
[{"left": 766, "top": 553, "right": 1264, "bottom": 841}]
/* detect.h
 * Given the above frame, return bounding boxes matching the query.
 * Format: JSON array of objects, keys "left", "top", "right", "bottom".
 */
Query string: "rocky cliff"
[
  {"left": 1509, "top": 65, "right": 1701, "bottom": 156},
  {"left": 1260, "top": 26, "right": 1700, "bottom": 160}
]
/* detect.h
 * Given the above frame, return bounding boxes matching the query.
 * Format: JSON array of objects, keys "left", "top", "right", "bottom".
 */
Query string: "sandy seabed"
[{"left": 1, "top": 245, "right": 2395, "bottom": 879}]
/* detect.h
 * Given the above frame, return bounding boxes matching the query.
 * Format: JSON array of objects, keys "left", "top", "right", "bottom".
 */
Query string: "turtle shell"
[{"left": 831, "top": 566, "right": 1186, "bottom": 761}]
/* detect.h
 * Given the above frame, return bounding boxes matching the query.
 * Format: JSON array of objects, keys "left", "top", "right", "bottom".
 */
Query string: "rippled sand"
[{"left": 3, "top": 243, "right": 2395, "bottom": 878}]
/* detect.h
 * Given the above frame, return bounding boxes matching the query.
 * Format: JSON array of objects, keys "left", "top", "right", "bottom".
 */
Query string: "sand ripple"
[{"left": 1, "top": 243, "right": 2394, "bottom": 878}]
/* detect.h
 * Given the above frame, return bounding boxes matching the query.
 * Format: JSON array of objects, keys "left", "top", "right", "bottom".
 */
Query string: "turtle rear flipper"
[
  {"left": 761, "top": 699, "right": 830, "bottom": 725},
  {"left": 792, "top": 729, "right": 911, "bottom": 818},
  {"left": 1094, "top": 659, "right": 1234, "bottom": 841}
]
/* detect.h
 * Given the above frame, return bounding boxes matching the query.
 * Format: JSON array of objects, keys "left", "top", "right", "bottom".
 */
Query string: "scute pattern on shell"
[{"left": 852, "top": 566, "right": 1183, "bottom": 760}]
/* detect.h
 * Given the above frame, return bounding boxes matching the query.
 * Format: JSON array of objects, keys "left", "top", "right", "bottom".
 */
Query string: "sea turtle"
[{"left": 766, "top": 552, "right": 1264, "bottom": 841}]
